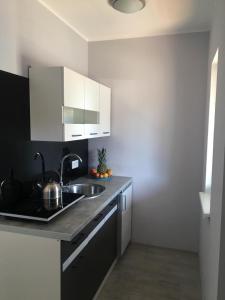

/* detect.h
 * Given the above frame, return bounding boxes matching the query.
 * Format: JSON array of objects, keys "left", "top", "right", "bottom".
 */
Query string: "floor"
[{"left": 97, "top": 243, "right": 201, "bottom": 300}]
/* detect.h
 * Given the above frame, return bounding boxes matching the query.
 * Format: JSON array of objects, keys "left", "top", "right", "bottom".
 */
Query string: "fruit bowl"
[
  {"left": 89, "top": 168, "right": 113, "bottom": 181},
  {"left": 93, "top": 176, "right": 112, "bottom": 182},
  {"left": 90, "top": 148, "right": 112, "bottom": 181}
]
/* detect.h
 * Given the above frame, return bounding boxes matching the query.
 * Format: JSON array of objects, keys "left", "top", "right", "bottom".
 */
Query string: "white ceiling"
[{"left": 38, "top": 0, "right": 212, "bottom": 41}]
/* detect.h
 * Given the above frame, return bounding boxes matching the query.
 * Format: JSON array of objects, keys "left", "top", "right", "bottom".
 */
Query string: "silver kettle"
[{"left": 43, "top": 180, "right": 62, "bottom": 211}]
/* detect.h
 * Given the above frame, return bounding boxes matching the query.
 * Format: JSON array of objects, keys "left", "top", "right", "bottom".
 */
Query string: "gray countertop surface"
[{"left": 0, "top": 176, "right": 132, "bottom": 241}]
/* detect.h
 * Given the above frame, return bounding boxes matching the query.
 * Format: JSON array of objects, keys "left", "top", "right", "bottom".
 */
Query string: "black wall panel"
[{"left": 0, "top": 70, "right": 88, "bottom": 185}]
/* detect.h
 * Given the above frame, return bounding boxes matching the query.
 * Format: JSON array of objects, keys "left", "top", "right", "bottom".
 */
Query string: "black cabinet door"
[{"left": 62, "top": 205, "right": 118, "bottom": 300}]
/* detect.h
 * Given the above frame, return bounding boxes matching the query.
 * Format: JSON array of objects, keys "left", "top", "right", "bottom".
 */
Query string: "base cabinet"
[
  {"left": 119, "top": 184, "right": 133, "bottom": 255},
  {"left": 61, "top": 199, "right": 118, "bottom": 300},
  {"left": 0, "top": 232, "right": 61, "bottom": 300},
  {"left": 0, "top": 195, "right": 124, "bottom": 300}
]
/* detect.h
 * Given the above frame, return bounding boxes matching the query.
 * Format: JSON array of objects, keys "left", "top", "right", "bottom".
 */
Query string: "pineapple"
[{"left": 97, "top": 148, "right": 108, "bottom": 174}]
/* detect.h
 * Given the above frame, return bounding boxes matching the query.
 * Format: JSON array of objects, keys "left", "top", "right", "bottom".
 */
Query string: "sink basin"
[{"left": 62, "top": 183, "right": 105, "bottom": 199}]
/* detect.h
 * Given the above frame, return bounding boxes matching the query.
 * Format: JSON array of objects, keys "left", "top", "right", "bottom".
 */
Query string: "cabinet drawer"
[
  {"left": 63, "top": 124, "right": 84, "bottom": 141},
  {"left": 61, "top": 198, "right": 118, "bottom": 263},
  {"left": 61, "top": 200, "right": 118, "bottom": 300},
  {"left": 84, "top": 124, "right": 100, "bottom": 139}
]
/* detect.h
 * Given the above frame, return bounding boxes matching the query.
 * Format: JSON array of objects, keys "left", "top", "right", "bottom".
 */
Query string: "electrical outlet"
[{"left": 72, "top": 160, "right": 79, "bottom": 169}]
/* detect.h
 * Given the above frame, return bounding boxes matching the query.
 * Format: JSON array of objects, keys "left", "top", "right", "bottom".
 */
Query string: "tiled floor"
[{"left": 97, "top": 243, "right": 201, "bottom": 300}]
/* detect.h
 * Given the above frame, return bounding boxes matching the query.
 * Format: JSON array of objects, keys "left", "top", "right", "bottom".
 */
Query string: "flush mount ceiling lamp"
[{"left": 109, "top": 0, "right": 146, "bottom": 14}]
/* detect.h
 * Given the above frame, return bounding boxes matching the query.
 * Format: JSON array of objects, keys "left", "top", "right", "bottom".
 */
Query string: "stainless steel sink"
[{"left": 62, "top": 183, "right": 105, "bottom": 199}]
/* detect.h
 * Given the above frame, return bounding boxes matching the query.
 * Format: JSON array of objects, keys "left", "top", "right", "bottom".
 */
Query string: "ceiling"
[{"left": 38, "top": 0, "right": 212, "bottom": 41}]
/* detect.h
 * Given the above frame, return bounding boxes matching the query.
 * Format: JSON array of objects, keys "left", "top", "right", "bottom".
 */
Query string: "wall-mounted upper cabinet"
[{"left": 29, "top": 67, "right": 111, "bottom": 142}]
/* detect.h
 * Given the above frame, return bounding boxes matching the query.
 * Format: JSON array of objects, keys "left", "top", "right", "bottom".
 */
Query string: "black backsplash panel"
[{"left": 0, "top": 70, "right": 88, "bottom": 185}]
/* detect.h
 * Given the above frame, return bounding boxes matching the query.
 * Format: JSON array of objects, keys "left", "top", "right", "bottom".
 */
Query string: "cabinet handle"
[
  {"left": 103, "top": 132, "right": 110, "bottom": 134},
  {"left": 71, "top": 255, "right": 85, "bottom": 269},
  {"left": 122, "top": 195, "right": 126, "bottom": 211},
  {"left": 90, "top": 133, "right": 98, "bottom": 135},
  {"left": 94, "top": 213, "right": 104, "bottom": 222},
  {"left": 109, "top": 199, "right": 117, "bottom": 207},
  {"left": 72, "top": 134, "right": 82, "bottom": 137},
  {"left": 71, "top": 232, "right": 86, "bottom": 246}
]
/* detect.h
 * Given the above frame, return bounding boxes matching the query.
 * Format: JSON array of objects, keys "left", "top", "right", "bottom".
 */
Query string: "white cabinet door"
[
  {"left": 99, "top": 84, "right": 111, "bottom": 137},
  {"left": 84, "top": 78, "right": 99, "bottom": 111},
  {"left": 63, "top": 67, "right": 85, "bottom": 109},
  {"left": 63, "top": 68, "right": 85, "bottom": 141},
  {"left": 120, "top": 184, "right": 132, "bottom": 255},
  {"left": 84, "top": 78, "right": 100, "bottom": 138}
]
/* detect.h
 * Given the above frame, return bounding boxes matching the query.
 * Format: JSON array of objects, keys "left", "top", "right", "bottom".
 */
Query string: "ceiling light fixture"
[{"left": 109, "top": 0, "right": 146, "bottom": 14}]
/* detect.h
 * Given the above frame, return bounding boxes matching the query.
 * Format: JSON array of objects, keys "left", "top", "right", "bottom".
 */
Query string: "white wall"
[
  {"left": 0, "top": 0, "right": 88, "bottom": 77},
  {"left": 200, "top": 0, "right": 225, "bottom": 299},
  {"left": 89, "top": 32, "right": 209, "bottom": 252},
  {"left": 0, "top": 0, "right": 213, "bottom": 262}
]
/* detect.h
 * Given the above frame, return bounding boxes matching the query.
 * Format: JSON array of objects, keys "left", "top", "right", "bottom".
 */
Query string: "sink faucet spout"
[{"left": 60, "top": 154, "right": 82, "bottom": 187}]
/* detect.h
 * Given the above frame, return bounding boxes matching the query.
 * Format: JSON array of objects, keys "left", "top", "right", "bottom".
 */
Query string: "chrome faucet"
[{"left": 60, "top": 153, "right": 83, "bottom": 187}]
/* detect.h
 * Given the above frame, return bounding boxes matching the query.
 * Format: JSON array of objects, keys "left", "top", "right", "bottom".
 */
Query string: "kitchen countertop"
[{"left": 0, "top": 176, "right": 132, "bottom": 241}]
